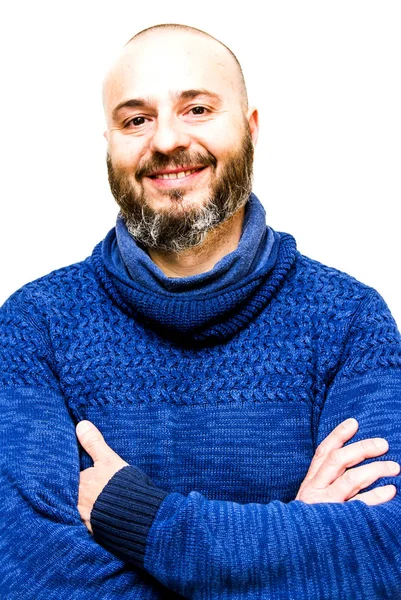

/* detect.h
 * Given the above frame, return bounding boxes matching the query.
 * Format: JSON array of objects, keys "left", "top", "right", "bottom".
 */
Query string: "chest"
[{"left": 56, "top": 309, "right": 318, "bottom": 503}]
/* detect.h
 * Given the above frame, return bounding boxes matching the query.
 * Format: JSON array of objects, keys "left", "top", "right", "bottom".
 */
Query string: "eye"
[
  {"left": 126, "top": 116, "right": 147, "bottom": 127},
  {"left": 190, "top": 106, "right": 208, "bottom": 115}
]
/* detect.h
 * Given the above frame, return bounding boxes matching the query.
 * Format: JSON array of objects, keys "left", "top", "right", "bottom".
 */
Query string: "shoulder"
[
  {"left": 278, "top": 249, "right": 401, "bottom": 380},
  {"left": 288, "top": 250, "right": 374, "bottom": 313},
  {"left": 1, "top": 245, "right": 103, "bottom": 322},
  {"left": 289, "top": 250, "right": 400, "bottom": 351},
  {"left": 274, "top": 247, "right": 387, "bottom": 351},
  {"left": 294, "top": 251, "right": 371, "bottom": 291}
]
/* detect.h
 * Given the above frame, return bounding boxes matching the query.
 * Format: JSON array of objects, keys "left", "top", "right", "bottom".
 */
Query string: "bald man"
[{"left": 1, "top": 24, "right": 401, "bottom": 600}]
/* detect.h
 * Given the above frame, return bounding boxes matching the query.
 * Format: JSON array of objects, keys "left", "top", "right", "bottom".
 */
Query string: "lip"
[
  {"left": 148, "top": 165, "right": 206, "bottom": 177},
  {"left": 144, "top": 166, "right": 209, "bottom": 188}
]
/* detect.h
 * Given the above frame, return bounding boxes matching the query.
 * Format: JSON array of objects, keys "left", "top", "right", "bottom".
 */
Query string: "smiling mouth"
[{"left": 148, "top": 167, "right": 206, "bottom": 180}]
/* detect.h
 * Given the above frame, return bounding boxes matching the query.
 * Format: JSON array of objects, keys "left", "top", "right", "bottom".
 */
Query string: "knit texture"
[
  {"left": 113, "top": 193, "right": 276, "bottom": 296},
  {"left": 99, "top": 194, "right": 287, "bottom": 343},
  {"left": 1, "top": 195, "right": 401, "bottom": 599},
  {"left": 91, "top": 466, "right": 168, "bottom": 567}
]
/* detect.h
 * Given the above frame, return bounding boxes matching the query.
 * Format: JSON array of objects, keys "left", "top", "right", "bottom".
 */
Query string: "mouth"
[
  {"left": 147, "top": 166, "right": 207, "bottom": 180},
  {"left": 143, "top": 165, "right": 210, "bottom": 190}
]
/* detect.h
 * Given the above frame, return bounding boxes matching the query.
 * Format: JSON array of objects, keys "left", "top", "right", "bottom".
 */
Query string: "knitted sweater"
[{"left": 1, "top": 195, "right": 401, "bottom": 599}]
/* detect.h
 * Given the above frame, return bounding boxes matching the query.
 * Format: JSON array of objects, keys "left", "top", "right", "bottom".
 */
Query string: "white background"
[{"left": 0, "top": 1, "right": 400, "bottom": 324}]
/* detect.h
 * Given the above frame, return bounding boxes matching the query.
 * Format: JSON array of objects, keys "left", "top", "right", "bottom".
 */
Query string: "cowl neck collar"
[{"left": 91, "top": 194, "right": 297, "bottom": 344}]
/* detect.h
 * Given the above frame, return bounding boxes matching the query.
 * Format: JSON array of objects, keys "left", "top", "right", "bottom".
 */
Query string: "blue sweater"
[{"left": 1, "top": 195, "right": 401, "bottom": 599}]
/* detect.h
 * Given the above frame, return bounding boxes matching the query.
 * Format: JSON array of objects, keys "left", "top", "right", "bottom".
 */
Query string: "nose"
[{"left": 150, "top": 115, "right": 191, "bottom": 155}]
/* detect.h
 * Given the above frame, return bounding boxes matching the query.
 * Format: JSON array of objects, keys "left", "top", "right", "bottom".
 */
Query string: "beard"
[{"left": 107, "top": 125, "right": 254, "bottom": 253}]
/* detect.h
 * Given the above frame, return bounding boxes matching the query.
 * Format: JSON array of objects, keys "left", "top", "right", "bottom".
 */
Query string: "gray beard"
[{"left": 107, "top": 126, "right": 254, "bottom": 253}]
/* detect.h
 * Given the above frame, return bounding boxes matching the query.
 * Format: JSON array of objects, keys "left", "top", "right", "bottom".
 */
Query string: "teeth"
[{"left": 155, "top": 169, "right": 199, "bottom": 180}]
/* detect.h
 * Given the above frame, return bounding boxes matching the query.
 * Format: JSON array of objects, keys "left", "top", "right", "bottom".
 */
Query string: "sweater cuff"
[{"left": 90, "top": 465, "right": 169, "bottom": 568}]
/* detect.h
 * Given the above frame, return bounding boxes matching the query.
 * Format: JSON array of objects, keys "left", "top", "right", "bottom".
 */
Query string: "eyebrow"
[
  {"left": 112, "top": 98, "right": 148, "bottom": 121},
  {"left": 112, "top": 89, "right": 222, "bottom": 121},
  {"left": 177, "top": 89, "right": 222, "bottom": 102}
]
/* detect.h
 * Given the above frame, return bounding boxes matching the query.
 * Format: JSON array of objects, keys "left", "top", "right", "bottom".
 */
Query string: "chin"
[{"left": 149, "top": 191, "right": 210, "bottom": 213}]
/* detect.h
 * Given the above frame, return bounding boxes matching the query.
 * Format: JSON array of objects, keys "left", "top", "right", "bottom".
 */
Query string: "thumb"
[{"left": 76, "top": 420, "right": 114, "bottom": 463}]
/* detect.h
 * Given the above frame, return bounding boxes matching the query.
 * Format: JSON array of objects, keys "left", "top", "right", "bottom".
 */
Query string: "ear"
[{"left": 246, "top": 107, "right": 259, "bottom": 147}]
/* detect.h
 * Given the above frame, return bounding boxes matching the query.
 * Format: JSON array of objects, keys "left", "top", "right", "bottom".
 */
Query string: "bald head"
[
  {"left": 124, "top": 24, "right": 248, "bottom": 108},
  {"left": 102, "top": 24, "right": 249, "bottom": 122}
]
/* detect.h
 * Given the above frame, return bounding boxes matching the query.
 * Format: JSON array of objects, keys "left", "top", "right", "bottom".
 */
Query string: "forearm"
[
  {"left": 148, "top": 489, "right": 401, "bottom": 599},
  {"left": 0, "top": 387, "right": 171, "bottom": 599},
  {"left": 91, "top": 465, "right": 401, "bottom": 599}
]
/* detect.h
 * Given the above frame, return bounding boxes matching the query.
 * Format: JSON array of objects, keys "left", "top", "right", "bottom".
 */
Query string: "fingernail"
[
  {"left": 77, "top": 421, "right": 91, "bottom": 435},
  {"left": 377, "top": 485, "right": 396, "bottom": 497},
  {"left": 343, "top": 418, "right": 358, "bottom": 429},
  {"left": 374, "top": 438, "right": 388, "bottom": 450},
  {"left": 388, "top": 462, "right": 401, "bottom": 475}
]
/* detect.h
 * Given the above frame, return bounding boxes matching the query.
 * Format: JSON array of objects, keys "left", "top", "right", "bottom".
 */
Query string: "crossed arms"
[
  {"left": 77, "top": 417, "right": 399, "bottom": 531},
  {"left": 75, "top": 416, "right": 400, "bottom": 598},
  {"left": 1, "top": 290, "right": 401, "bottom": 599}
]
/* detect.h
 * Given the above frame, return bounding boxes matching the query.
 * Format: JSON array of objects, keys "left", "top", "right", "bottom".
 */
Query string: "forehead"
[{"left": 104, "top": 32, "right": 241, "bottom": 113}]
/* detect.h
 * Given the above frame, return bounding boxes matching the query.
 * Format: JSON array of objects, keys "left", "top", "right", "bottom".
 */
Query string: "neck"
[{"left": 147, "top": 206, "right": 246, "bottom": 278}]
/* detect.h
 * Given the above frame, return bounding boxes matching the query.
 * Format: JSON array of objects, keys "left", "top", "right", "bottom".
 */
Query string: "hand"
[
  {"left": 76, "top": 420, "right": 129, "bottom": 534},
  {"left": 296, "top": 418, "right": 400, "bottom": 505}
]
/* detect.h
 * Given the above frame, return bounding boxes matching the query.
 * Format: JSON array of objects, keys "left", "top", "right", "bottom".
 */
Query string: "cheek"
[
  {"left": 195, "top": 122, "right": 244, "bottom": 162},
  {"left": 108, "top": 135, "right": 144, "bottom": 169}
]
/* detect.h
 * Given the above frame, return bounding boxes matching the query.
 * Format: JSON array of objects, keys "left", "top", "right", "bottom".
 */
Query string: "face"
[{"left": 104, "top": 31, "right": 259, "bottom": 252}]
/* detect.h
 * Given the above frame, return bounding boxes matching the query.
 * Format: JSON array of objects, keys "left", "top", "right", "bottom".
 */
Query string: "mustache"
[{"left": 135, "top": 150, "right": 217, "bottom": 181}]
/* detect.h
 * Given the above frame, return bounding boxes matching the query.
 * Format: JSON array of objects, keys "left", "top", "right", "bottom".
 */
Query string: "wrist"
[{"left": 91, "top": 465, "right": 168, "bottom": 567}]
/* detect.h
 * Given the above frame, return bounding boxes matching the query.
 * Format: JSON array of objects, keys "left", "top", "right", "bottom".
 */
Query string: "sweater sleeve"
[
  {"left": 0, "top": 292, "right": 172, "bottom": 599},
  {"left": 91, "top": 290, "right": 401, "bottom": 600}
]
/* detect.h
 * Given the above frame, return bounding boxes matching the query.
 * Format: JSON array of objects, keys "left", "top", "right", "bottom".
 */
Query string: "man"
[{"left": 1, "top": 24, "right": 401, "bottom": 599}]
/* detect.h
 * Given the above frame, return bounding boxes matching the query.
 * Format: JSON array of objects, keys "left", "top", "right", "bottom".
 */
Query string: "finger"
[
  {"left": 303, "top": 419, "right": 359, "bottom": 481},
  {"left": 77, "top": 503, "right": 93, "bottom": 535},
  {"left": 76, "top": 420, "right": 114, "bottom": 463},
  {"left": 329, "top": 460, "right": 400, "bottom": 501},
  {"left": 77, "top": 498, "right": 94, "bottom": 534},
  {"left": 349, "top": 484, "right": 397, "bottom": 506},
  {"left": 314, "top": 437, "right": 390, "bottom": 488}
]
